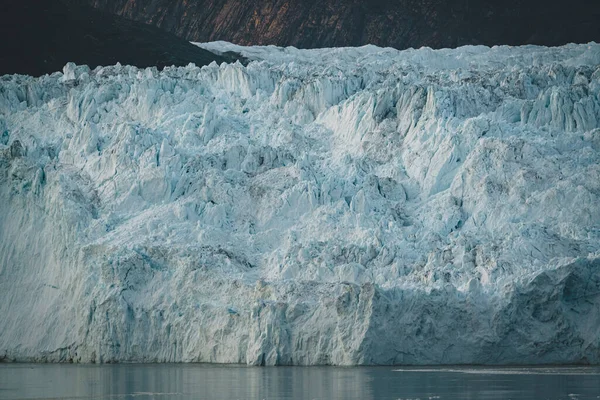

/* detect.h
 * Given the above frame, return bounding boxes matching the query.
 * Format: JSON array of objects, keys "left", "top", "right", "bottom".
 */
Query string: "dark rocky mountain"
[
  {"left": 86, "top": 0, "right": 600, "bottom": 49},
  {"left": 0, "top": 0, "right": 231, "bottom": 77}
]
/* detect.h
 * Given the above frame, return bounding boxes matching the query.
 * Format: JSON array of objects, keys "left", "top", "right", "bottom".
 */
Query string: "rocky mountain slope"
[
  {"left": 86, "top": 0, "right": 600, "bottom": 49},
  {"left": 0, "top": 0, "right": 229, "bottom": 77},
  {"left": 1, "top": 42, "right": 599, "bottom": 364}
]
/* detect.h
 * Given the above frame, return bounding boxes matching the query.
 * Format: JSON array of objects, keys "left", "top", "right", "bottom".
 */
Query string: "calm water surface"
[{"left": 1, "top": 364, "right": 600, "bottom": 400}]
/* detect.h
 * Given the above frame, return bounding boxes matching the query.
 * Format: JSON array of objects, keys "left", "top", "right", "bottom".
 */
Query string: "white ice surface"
[{"left": 0, "top": 42, "right": 599, "bottom": 365}]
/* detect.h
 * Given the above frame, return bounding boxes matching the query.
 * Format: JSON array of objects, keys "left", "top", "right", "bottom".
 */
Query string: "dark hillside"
[
  {"left": 86, "top": 0, "right": 600, "bottom": 49},
  {"left": 0, "top": 0, "right": 230, "bottom": 77}
]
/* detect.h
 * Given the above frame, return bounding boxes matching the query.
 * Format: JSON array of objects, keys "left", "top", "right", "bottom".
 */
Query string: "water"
[{"left": 1, "top": 364, "right": 600, "bottom": 400}]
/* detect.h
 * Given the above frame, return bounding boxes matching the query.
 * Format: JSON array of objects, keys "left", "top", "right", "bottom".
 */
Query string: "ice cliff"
[{"left": 1, "top": 42, "right": 600, "bottom": 365}]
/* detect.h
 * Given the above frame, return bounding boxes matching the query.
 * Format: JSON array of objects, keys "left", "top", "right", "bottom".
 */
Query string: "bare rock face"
[{"left": 85, "top": 0, "right": 600, "bottom": 49}]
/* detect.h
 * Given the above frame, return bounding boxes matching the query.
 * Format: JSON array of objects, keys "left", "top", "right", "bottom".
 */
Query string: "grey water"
[{"left": 1, "top": 364, "right": 600, "bottom": 400}]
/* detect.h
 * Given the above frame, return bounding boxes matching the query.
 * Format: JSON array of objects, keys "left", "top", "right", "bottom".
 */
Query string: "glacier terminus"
[{"left": 0, "top": 42, "right": 599, "bottom": 366}]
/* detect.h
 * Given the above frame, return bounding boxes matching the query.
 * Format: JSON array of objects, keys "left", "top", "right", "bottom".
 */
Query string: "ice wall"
[{"left": 1, "top": 42, "right": 599, "bottom": 365}]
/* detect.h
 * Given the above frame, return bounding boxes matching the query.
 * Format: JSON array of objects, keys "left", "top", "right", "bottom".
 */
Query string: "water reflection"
[{"left": 1, "top": 364, "right": 600, "bottom": 399}]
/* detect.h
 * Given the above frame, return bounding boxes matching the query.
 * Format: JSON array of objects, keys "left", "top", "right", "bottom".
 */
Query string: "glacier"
[{"left": 1, "top": 42, "right": 600, "bottom": 365}]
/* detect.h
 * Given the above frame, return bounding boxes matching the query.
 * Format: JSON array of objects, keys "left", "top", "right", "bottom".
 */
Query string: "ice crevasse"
[{"left": 1, "top": 42, "right": 600, "bottom": 365}]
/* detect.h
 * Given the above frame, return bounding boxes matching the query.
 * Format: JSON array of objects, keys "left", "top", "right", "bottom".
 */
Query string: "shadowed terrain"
[
  {"left": 86, "top": 0, "right": 600, "bottom": 49},
  {"left": 0, "top": 0, "right": 233, "bottom": 77}
]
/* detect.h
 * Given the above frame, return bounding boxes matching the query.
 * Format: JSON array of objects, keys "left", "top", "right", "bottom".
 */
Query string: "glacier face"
[{"left": 1, "top": 42, "right": 600, "bottom": 365}]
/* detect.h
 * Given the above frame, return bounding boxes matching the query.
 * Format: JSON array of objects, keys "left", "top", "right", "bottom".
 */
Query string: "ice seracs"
[{"left": 0, "top": 42, "right": 599, "bottom": 365}]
